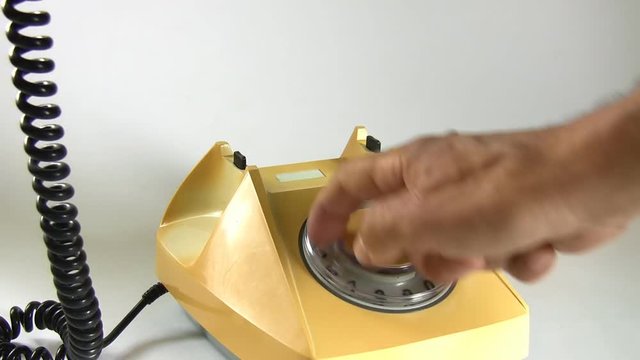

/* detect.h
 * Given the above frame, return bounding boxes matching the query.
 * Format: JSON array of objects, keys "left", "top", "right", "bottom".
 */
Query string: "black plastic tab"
[
  {"left": 233, "top": 151, "right": 246, "bottom": 170},
  {"left": 365, "top": 135, "right": 381, "bottom": 153}
]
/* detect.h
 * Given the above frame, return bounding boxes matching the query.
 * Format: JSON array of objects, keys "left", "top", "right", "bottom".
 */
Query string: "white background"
[{"left": 1, "top": 1, "right": 639, "bottom": 359}]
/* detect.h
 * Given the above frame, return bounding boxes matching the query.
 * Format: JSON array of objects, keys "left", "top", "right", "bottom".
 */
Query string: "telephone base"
[{"left": 157, "top": 126, "right": 529, "bottom": 359}]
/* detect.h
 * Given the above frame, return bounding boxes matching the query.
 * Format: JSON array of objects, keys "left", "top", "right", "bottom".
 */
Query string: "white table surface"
[{"left": 1, "top": 1, "right": 639, "bottom": 359}]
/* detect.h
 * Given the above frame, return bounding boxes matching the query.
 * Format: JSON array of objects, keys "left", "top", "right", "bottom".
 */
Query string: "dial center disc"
[{"left": 300, "top": 222, "right": 454, "bottom": 313}]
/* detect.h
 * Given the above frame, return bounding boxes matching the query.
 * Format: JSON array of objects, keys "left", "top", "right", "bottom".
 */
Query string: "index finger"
[{"left": 307, "top": 149, "right": 406, "bottom": 247}]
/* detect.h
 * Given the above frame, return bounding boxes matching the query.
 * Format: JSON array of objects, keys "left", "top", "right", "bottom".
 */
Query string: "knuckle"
[{"left": 403, "top": 135, "right": 500, "bottom": 197}]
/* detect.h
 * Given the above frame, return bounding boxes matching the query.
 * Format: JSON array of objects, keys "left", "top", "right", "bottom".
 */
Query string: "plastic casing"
[{"left": 156, "top": 127, "right": 529, "bottom": 359}]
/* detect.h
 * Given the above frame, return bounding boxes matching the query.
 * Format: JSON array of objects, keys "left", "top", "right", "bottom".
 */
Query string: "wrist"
[{"left": 559, "top": 89, "right": 640, "bottom": 222}]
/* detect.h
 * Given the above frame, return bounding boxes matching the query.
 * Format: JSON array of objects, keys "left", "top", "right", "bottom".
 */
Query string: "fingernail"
[{"left": 353, "top": 235, "right": 372, "bottom": 265}]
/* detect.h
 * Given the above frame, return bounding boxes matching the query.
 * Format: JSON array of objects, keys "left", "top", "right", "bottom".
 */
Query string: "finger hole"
[{"left": 353, "top": 235, "right": 405, "bottom": 268}]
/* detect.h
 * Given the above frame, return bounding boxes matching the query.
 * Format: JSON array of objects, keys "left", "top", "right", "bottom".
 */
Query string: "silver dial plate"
[{"left": 300, "top": 223, "right": 454, "bottom": 313}]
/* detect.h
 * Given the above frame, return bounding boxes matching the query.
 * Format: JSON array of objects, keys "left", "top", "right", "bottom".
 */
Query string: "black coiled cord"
[
  {"left": 1, "top": 0, "right": 103, "bottom": 358},
  {"left": 1, "top": 1, "right": 169, "bottom": 359},
  {"left": 0, "top": 301, "right": 67, "bottom": 360},
  {"left": 1, "top": 284, "right": 169, "bottom": 360}
]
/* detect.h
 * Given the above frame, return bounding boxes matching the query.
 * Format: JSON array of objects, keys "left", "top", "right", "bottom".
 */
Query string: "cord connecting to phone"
[{"left": 0, "top": 1, "right": 170, "bottom": 359}]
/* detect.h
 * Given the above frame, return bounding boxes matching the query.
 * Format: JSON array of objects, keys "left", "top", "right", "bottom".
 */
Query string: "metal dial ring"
[{"left": 299, "top": 222, "right": 454, "bottom": 313}]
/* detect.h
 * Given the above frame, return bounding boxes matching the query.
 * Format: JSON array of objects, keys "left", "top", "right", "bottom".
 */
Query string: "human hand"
[{"left": 307, "top": 95, "right": 640, "bottom": 283}]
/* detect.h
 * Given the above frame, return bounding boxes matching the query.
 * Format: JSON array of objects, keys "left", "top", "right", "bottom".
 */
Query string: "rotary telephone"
[{"left": 0, "top": 1, "right": 529, "bottom": 359}]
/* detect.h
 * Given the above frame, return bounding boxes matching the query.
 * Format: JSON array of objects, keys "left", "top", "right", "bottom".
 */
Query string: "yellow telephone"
[{"left": 157, "top": 127, "right": 529, "bottom": 359}]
